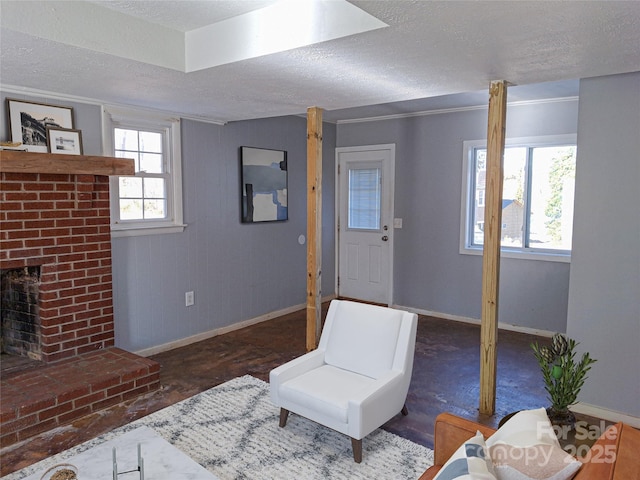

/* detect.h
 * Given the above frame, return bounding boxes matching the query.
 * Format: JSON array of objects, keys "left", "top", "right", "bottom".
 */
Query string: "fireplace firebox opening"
[{"left": 1, "top": 266, "right": 41, "bottom": 360}]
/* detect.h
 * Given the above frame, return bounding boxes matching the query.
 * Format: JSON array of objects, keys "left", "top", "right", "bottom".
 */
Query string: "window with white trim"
[
  {"left": 103, "top": 107, "right": 184, "bottom": 237},
  {"left": 461, "top": 135, "right": 576, "bottom": 261}
]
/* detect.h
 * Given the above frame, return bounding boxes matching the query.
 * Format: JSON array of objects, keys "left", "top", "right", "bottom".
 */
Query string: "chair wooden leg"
[
  {"left": 279, "top": 408, "right": 289, "bottom": 428},
  {"left": 401, "top": 404, "right": 409, "bottom": 416},
  {"left": 351, "top": 437, "right": 362, "bottom": 463}
]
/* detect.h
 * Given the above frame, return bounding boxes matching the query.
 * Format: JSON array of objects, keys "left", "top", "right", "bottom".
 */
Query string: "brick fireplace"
[
  {"left": 0, "top": 168, "right": 159, "bottom": 448},
  {"left": 1, "top": 173, "right": 115, "bottom": 361}
]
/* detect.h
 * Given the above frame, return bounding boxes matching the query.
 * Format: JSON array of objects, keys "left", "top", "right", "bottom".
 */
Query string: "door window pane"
[{"left": 348, "top": 167, "right": 381, "bottom": 230}]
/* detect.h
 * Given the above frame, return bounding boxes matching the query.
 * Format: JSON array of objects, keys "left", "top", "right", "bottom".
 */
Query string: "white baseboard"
[
  {"left": 135, "top": 297, "right": 640, "bottom": 428},
  {"left": 134, "top": 294, "right": 336, "bottom": 358},
  {"left": 392, "top": 304, "right": 556, "bottom": 338},
  {"left": 394, "top": 304, "right": 640, "bottom": 428},
  {"left": 571, "top": 402, "right": 640, "bottom": 428}
]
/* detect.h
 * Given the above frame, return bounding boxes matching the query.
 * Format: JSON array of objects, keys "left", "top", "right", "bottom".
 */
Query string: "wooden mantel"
[{"left": 0, "top": 150, "right": 134, "bottom": 176}]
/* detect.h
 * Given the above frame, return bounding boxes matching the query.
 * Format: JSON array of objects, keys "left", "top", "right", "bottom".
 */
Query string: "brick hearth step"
[{"left": 0, "top": 347, "right": 160, "bottom": 448}]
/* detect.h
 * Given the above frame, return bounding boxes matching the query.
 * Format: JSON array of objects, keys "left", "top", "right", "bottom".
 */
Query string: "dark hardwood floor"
[{"left": 1, "top": 303, "right": 580, "bottom": 475}]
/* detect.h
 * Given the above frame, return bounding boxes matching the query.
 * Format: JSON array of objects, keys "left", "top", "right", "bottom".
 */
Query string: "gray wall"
[
  {"left": 337, "top": 100, "right": 579, "bottom": 332},
  {"left": 112, "top": 116, "right": 337, "bottom": 351},
  {"left": 1, "top": 91, "right": 336, "bottom": 352},
  {"left": 567, "top": 72, "right": 640, "bottom": 417}
]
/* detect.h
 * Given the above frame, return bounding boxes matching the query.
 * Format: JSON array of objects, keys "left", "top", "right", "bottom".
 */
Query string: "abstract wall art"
[{"left": 240, "top": 146, "right": 288, "bottom": 223}]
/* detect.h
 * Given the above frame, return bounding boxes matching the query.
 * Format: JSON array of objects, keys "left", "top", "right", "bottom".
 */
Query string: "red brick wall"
[
  {"left": 0, "top": 348, "right": 160, "bottom": 449},
  {"left": 1, "top": 173, "right": 115, "bottom": 362}
]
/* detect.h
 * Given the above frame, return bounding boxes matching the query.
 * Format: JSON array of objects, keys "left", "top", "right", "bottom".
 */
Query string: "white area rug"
[{"left": 5, "top": 375, "right": 434, "bottom": 479}]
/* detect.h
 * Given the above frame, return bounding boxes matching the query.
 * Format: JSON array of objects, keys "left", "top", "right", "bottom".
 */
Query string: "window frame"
[
  {"left": 459, "top": 134, "right": 577, "bottom": 263},
  {"left": 103, "top": 106, "right": 185, "bottom": 237}
]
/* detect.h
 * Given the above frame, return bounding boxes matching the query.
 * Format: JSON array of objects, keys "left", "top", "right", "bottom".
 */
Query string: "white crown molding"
[
  {"left": 2, "top": 83, "right": 579, "bottom": 127},
  {"left": 336, "top": 96, "right": 579, "bottom": 125},
  {"left": 1, "top": 84, "right": 227, "bottom": 125}
]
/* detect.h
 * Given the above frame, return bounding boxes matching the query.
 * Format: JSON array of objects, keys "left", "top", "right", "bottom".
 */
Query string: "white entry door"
[{"left": 336, "top": 144, "right": 395, "bottom": 305}]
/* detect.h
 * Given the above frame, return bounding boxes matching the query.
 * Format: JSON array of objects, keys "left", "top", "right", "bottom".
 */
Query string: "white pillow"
[
  {"left": 433, "top": 431, "right": 497, "bottom": 480},
  {"left": 486, "top": 408, "right": 581, "bottom": 480},
  {"left": 489, "top": 444, "right": 581, "bottom": 480},
  {"left": 486, "top": 408, "right": 559, "bottom": 449}
]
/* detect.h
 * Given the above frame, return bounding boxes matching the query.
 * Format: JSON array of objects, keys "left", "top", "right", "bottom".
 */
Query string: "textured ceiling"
[
  {"left": 90, "top": 0, "right": 280, "bottom": 32},
  {"left": 1, "top": 1, "right": 639, "bottom": 124}
]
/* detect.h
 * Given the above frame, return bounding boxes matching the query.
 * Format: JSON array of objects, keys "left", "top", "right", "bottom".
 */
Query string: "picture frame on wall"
[
  {"left": 240, "top": 146, "right": 288, "bottom": 223},
  {"left": 6, "top": 98, "right": 75, "bottom": 153},
  {"left": 46, "top": 127, "right": 83, "bottom": 155}
]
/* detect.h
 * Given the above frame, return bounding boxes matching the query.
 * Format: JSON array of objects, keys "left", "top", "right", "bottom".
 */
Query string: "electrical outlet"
[{"left": 185, "top": 291, "right": 195, "bottom": 307}]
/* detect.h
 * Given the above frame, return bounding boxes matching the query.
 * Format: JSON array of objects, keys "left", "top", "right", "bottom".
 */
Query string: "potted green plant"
[{"left": 531, "top": 333, "right": 597, "bottom": 427}]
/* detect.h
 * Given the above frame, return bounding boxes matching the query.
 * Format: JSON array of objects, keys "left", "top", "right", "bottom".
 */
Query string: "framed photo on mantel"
[
  {"left": 240, "top": 146, "right": 288, "bottom": 223},
  {"left": 46, "top": 127, "right": 83, "bottom": 155},
  {"left": 6, "top": 98, "right": 75, "bottom": 153}
]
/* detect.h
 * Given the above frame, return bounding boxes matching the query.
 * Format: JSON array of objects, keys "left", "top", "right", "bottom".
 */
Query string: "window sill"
[
  {"left": 111, "top": 223, "right": 187, "bottom": 238},
  {"left": 459, "top": 246, "right": 571, "bottom": 263}
]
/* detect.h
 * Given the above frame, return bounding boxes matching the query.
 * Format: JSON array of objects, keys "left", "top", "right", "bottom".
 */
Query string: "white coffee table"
[{"left": 23, "top": 426, "right": 218, "bottom": 480}]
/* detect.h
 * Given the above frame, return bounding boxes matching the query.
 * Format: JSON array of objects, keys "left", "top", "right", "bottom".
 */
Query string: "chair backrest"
[{"left": 319, "top": 300, "right": 414, "bottom": 379}]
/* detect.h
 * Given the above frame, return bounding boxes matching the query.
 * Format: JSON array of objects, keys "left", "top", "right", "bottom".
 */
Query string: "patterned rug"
[{"left": 5, "top": 375, "right": 434, "bottom": 479}]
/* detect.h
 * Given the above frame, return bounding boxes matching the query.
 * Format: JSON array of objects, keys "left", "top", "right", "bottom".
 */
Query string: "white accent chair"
[{"left": 269, "top": 299, "right": 418, "bottom": 463}]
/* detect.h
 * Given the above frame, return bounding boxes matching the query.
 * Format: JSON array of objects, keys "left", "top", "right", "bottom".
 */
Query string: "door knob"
[{"left": 382, "top": 235, "right": 388, "bottom": 241}]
